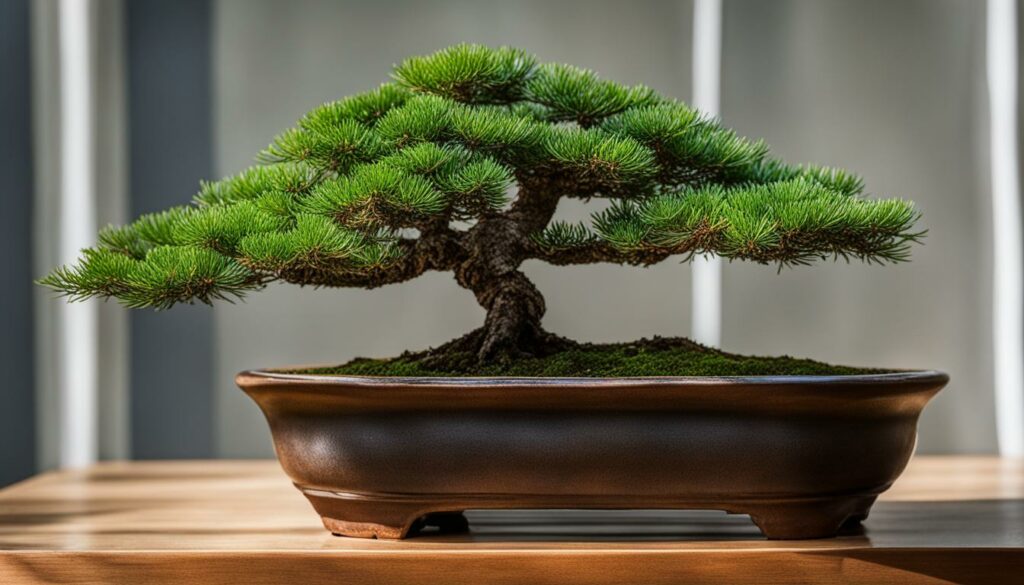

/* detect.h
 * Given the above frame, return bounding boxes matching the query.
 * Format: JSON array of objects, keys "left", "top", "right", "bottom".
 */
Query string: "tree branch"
[
  {"left": 505, "top": 177, "right": 562, "bottom": 234},
  {"left": 275, "top": 226, "right": 465, "bottom": 289},
  {"left": 527, "top": 241, "right": 673, "bottom": 267}
]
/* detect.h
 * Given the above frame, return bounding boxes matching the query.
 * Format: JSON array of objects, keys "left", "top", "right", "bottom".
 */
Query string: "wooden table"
[{"left": 0, "top": 457, "right": 1021, "bottom": 584}]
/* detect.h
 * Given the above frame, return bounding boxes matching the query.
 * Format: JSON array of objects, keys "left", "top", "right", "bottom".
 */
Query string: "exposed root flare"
[{"left": 417, "top": 325, "right": 579, "bottom": 369}]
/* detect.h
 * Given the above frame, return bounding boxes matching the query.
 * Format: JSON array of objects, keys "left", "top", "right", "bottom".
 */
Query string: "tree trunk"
[
  {"left": 447, "top": 181, "right": 570, "bottom": 363},
  {"left": 475, "top": 270, "right": 547, "bottom": 361}
]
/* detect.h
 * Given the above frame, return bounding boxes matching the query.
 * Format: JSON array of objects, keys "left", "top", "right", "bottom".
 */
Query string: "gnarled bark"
[
  {"left": 474, "top": 270, "right": 547, "bottom": 361},
  {"left": 445, "top": 183, "right": 571, "bottom": 363}
]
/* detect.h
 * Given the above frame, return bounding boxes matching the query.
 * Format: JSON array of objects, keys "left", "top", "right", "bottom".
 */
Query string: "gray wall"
[
  {"left": 1, "top": 0, "right": 35, "bottom": 485},
  {"left": 209, "top": 0, "right": 995, "bottom": 456},
  {"left": 720, "top": 0, "right": 992, "bottom": 453},
  {"left": 30, "top": 0, "right": 130, "bottom": 469},
  {"left": 127, "top": 0, "right": 216, "bottom": 458}
]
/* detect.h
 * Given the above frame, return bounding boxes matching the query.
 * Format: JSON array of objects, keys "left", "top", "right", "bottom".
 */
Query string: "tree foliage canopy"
[{"left": 42, "top": 44, "right": 922, "bottom": 310}]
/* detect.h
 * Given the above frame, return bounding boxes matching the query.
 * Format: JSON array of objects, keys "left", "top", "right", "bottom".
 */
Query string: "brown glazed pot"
[{"left": 237, "top": 370, "right": 947, "bottom": 540}]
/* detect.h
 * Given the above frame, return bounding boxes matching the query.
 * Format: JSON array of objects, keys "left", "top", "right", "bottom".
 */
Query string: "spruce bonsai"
[{"left": 42, "top": 45, "right": 922, "bottom": 376}]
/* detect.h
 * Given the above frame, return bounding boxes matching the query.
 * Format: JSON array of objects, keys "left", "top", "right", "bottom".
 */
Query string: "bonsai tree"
[{"left": 42, "top": 44, "right": 921, "bottom": 371}]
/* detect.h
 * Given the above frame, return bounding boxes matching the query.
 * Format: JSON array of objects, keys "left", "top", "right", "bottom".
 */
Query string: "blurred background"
[{"left": 1, "top": 0, "right": 1018, "bottom": 486}]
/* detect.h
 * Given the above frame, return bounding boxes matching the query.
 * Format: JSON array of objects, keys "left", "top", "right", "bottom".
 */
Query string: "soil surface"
[{"left": 287, "top": 337, "right": 890, "bottom": 377}]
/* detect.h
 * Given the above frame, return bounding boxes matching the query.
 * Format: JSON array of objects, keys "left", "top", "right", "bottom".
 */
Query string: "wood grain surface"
[{"left": 1, "top": 456, "right": 1021, "bottom": 584}]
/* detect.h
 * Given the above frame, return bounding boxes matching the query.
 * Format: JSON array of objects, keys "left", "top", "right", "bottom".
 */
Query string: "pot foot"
[
  {"left": 302, "top": 491, "right": 428, "bottom": 539},
  {"left": 323, "top": 516, "right": 413, "bottom": 539},
  {"left": 321, "top": 510, "right": 470, "bottom": 539},
  {"left": 746, "top": 497, "right": 870, "bottom": 539}
]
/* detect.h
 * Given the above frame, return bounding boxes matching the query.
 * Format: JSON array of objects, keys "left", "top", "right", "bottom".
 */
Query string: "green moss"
[{"left": 289, "top": 337, "right": 888, "bottom": 377}]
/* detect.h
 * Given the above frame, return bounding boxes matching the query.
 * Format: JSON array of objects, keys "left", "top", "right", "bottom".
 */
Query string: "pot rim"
[{"left": 239, "top": 368, "right": 948, "bottom": 387}]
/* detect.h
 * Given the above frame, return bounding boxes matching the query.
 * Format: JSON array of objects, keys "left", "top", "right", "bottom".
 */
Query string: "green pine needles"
[{"left": 41, "top": 44, "right": 924, "bottom": 363}]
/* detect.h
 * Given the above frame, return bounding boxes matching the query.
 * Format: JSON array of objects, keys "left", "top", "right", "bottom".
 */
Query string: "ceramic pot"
[{"left": 237, "top": 370, "right": 946, "bottom": 539}]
